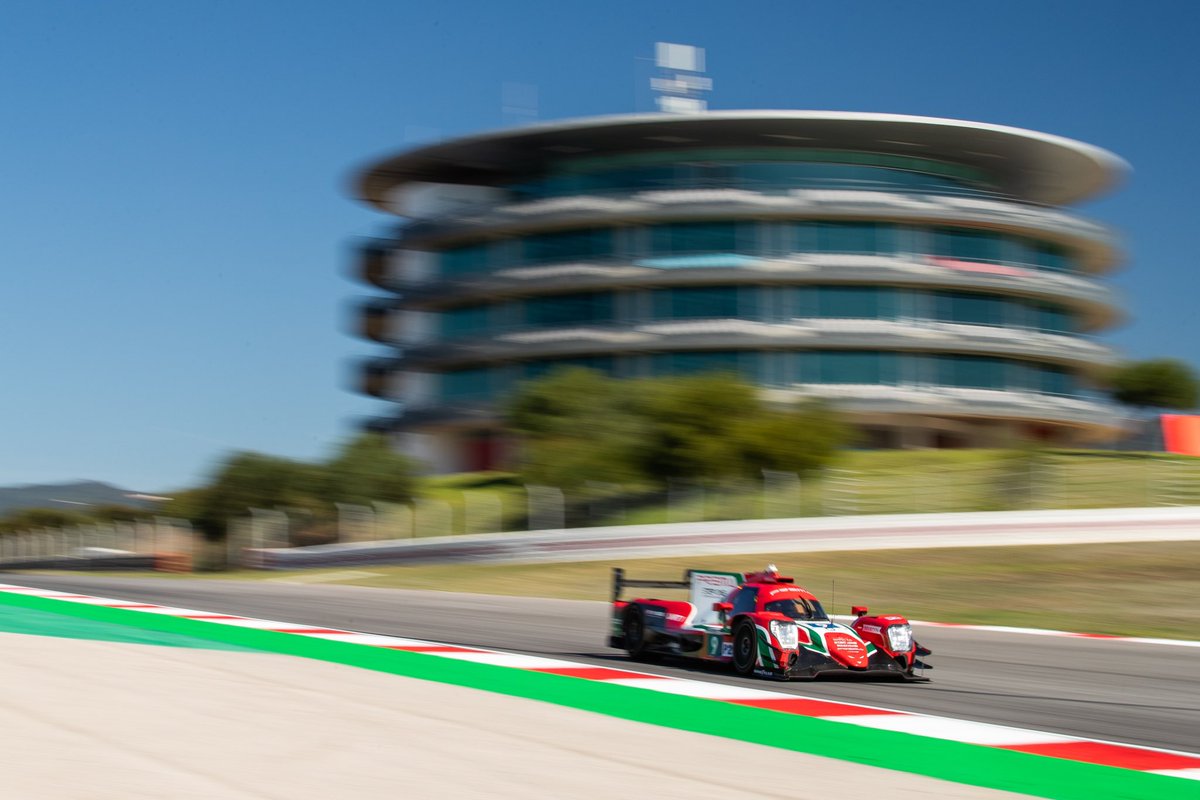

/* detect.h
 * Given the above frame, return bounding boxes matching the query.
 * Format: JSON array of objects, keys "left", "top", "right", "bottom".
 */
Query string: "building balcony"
[
  {"left": 394, "top": 187, "right": 1119, "bottom": 270},
  {"left": 777, "top": 384, "right": 1125, "bottom": 435},
  {"left": 389, "top": 318, "right": 1116, "bottom": 372},
  {"left": 393, "top": 253, "right": 1120, "bottom": 329}
]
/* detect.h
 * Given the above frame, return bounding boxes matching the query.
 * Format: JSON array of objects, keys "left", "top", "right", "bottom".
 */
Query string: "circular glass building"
[{"left": 352, "top": 111, "right": 1126, "bottom": 473}]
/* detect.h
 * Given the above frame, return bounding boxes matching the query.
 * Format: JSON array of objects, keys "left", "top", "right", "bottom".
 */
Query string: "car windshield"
[{"left": 764, "top": 597, "right": 828, "bottom": 621}]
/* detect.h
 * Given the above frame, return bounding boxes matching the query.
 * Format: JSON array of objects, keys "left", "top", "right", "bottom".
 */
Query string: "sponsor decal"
[
  {"left": 666, "top": 613, "right": 687, "bottom": 623},
  {"left": 826, "top": 631, "right": 869, "bottom": 667},
  {"left": 706, "top": 634, "right": 733, "bottom": 658},
  {"left": 827, "top": 633, "right": 866, "bottom": 655},
  {"left": 861, "top": 624, "right": 882, "bottom": 634},
  {"left": 689, "top": 571, "right": 743, "bottom": 626}
]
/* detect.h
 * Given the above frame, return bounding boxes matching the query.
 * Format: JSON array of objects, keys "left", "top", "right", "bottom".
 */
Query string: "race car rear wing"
[{"left": 611, "top": 567, "right": 693, "bottom": 603}]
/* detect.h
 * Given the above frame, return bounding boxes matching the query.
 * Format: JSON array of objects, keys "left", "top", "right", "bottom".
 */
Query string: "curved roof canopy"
[{"left": 356, "top": 111, "right": 1127, "bottom": 209}]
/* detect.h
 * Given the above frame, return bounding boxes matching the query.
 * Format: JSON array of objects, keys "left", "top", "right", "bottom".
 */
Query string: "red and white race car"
[{"left": 609, "top": 565, "right": 931, "bottom": 680}]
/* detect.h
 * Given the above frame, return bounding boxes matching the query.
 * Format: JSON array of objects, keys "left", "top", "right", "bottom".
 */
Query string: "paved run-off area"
[{"left": 0, "top": 625, "right": 1039, "bottom": 800}]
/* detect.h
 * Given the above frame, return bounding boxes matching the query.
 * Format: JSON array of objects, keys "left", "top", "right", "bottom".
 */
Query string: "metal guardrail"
[
  {"left": 246, "top": 506, "right": 1200, "bottom": 570},
  {"left": 0, "top": 554, "right": 159, "bottom": 571}
]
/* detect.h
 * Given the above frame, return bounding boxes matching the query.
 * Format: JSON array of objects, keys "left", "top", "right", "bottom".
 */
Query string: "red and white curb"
[{"left": 1, "top": 582, "right": 1197, "bottom": 782}]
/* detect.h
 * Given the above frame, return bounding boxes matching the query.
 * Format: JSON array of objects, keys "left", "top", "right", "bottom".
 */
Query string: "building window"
[
  {"left": 1034, "top": 242, "right": 1072, "bottom": 272},
  {"left": 931, "top": 228, "right": 1005, "bottom": 263},
  {"left": 439, "top": 368, "right": 492, "bottom": 402},
  {"left": 1033, "top": 303, "right": 1073, "bottom": 333},
  {"left": 522, "top": 228, "right": 613, "bottom": 264},
  {"left": 440, "top": 305, "right": 493, "bottom": 340},
  {"left": 439, "top": 243, "right": 494, "bottom": 277},
  {"left": 521, "top": 149, "right": 992, "bottom": 199},
  {"left": 521, "top": 292, "right": 615, "bottom": 328},
  {"left": 650, "top": 350, "right": 759, "bottom": 380},
  {"left": 1038, "top": 365, "right": 1075, "bottom": 395},
  {"left": 438, "top": 288, "right": 1076, "bottom": 341},
  {"left": 932, "top": 291, "right": 1009, "bottom": 327},
  {"left": 934, "top": 354, "right": 1008, "bottom": 389},
  {"left": 797, "top": 351, "right": 899, "bottom": 384},
  {"left": 650, "top": 222, "right": 757, "bottom": 256},
  {"left": 794, "top": 286, "right": 898, "bottom": 319},
  {"left": 652, "top": 286, "right": 756, "bottom": 319},
  {"left": 439, "top": 224, "right": 1078, "bottom": 276},
  {"left": 819, "top": 222, "right": 893, "bottom": 254}
]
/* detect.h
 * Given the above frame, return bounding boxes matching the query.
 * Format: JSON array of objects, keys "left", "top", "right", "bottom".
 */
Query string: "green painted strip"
[
  {"left": 0, "top": 590, "right": 1185, "bottom": 800},
  {"left": 0, "top": 603, "right": 258, "bottom": 651}
]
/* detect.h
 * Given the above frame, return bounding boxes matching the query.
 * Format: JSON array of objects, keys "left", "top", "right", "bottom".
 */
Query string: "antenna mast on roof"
[{"left": 652, "top": 43, "right": 711, "bottom": 114}]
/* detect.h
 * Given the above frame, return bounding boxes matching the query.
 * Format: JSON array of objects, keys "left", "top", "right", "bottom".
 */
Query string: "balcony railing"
[
  {"left": 393, "top": 186, "right": 1118, "bottom": 259},
  {"left": 389, "top": 254, "right": 1119, "bottom": 325},
  {"left": 411, "top": 175, "right": 1062, "bottom": 221},
  {"left": 388, "top": 317, "right": 1115, "bottom": 373}
]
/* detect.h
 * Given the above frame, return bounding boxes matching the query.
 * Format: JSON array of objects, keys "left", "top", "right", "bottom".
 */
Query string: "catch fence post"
[
  {"left": 463, "top": 491, "right": 503, "bottom": 534},
  {"left": 526, "top": 485, "right": 564, "bottom": 531},
  {"left": 414, "top": 498, "right": 454, "bottom": 538}
]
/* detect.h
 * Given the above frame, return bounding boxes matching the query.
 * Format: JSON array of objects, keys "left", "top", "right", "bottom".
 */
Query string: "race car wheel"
[
  {"left": 623, "top": 606, "right": 654, "bottom": 661},
  {"left": 732, "top": 621, "right": 758, "bottom": 676}
]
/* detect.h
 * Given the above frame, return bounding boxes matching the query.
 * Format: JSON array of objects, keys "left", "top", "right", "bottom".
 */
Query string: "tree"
[
  {"left": 507, "top": 367, "right": 649, "bottom": 488},
  {"left": 160, "top": 488, "right": 211, "bottom": 523},
  {"left": 732, "top": 402, "right": 850, "bottom": 475},
  {"left": 189, "top": 452, "right": 322, "bottom": 538},
  {"left": 506, "top": 369, "right": 851, "bottom": 489},
  {"left": 1109, "top": 359, "right": 1199, "bottom": 411},
  {"left": 89, "top": 504, "right": 154, "bottom": 522},
  {"left": 635, "top": 373, "right": 758, "bottom": 482},
  {"left": 0, "top": 507, "right": 91, "bottom": 534},
  {"left": 319, "top": 433, "right": 417, "bottom": 507},
  {"left": 167, "top": 436, "right": 420, "bottom": 540}
]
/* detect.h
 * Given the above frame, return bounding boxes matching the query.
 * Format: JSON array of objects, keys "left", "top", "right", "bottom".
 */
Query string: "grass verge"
[{"left": 43, "top": 540, "right": 1200, "bottom": 639}]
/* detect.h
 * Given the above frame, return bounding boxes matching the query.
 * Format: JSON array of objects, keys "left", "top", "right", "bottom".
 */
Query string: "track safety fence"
[{"left": 1, "top": 454, "right": 1196, "bottom": 570}]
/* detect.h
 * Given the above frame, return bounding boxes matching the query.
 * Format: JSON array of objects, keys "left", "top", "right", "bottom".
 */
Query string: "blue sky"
[{"left": 1, "top": 1, "right": 1195, "bottom": 491}]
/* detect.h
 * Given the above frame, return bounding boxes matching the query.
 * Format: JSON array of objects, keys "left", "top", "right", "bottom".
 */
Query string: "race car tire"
[
  {"left": 622, "top": 605, "right": 655, "bottom": 661},
  {"left": 732, "top": 621, "right": 758, "bottom": 676}
]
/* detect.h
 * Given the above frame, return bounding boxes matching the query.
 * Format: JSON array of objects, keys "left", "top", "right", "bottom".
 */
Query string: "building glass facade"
[
  {"left": 430, "top": 351, "right": 1081, "bottom": 406},
  {"left": 435, "top": 286, "right": 1079, "bottom": 339},
  {"left": 438, "top": 221, "right": 1081, "bottom": 277},
  {"left": 355, "top": 112, "right": 1125, "bottom": 471}
]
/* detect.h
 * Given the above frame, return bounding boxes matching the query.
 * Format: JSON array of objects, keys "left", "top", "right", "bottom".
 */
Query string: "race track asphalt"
[{"left": 4, "top": 573, "right": 1197, "bottom": 754}]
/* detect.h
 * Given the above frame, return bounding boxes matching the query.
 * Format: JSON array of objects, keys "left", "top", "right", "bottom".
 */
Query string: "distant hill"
[{"left": 0, "top": 481, "right": 160, "bottom": 517}]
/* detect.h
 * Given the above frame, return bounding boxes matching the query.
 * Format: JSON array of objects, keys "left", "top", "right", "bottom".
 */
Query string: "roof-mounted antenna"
[{"left": 652, "top": 42, "right": 711, "bottom": 114}]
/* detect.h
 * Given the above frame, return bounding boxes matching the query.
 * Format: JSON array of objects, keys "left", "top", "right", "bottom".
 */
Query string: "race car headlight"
[
  {"left": 886, "top": 623, "right": 912, "bottom": 652},
  {"left": 769, "top": 620, "right": 798, "bottom": 649}
]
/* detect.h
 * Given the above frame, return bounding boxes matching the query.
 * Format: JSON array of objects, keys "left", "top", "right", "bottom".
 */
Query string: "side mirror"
[
  {"left": 713, "top": 602, "right": 733, "bottom": 613},
  {"left": 852, "top": 605, "right": 869, "bottom": 618}
]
